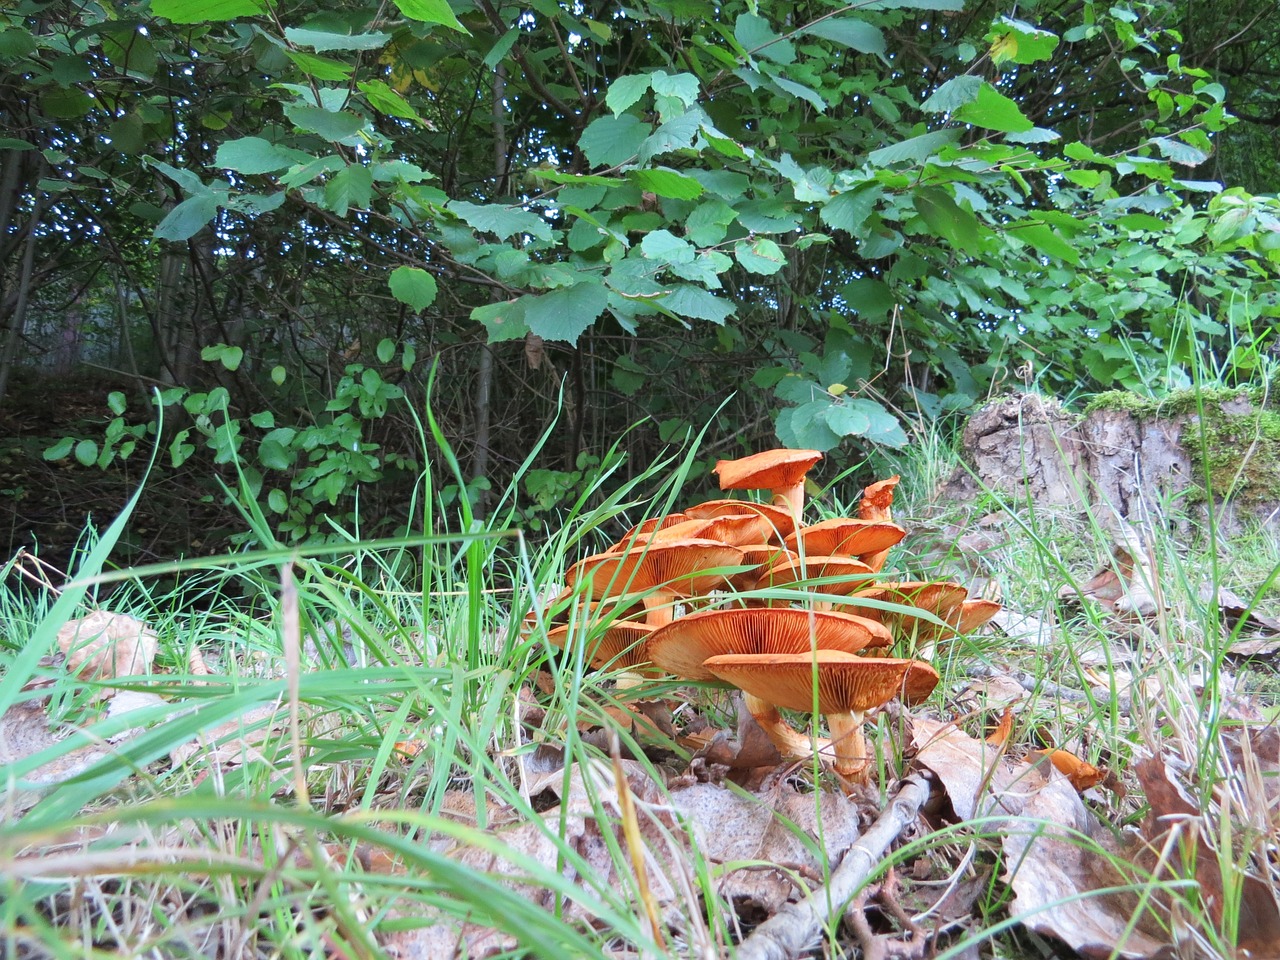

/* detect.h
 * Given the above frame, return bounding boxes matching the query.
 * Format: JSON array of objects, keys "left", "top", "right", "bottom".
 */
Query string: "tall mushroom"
[
  {"left": 684, "top": 499, "right": 798, "bottom": 543},
  {"left": 702, "top": 650, "right": 939, "bottom": 779},
  {"left": 713, "top": 449, "right": 823, "bottom": 520}
]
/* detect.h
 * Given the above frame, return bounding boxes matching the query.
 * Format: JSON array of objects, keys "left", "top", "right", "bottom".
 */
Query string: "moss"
[{"left": 1083, "top": 383, "right": 1280, "bottom": 503}]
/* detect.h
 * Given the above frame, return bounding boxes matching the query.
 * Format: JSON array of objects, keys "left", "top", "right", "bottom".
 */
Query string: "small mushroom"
[
  {"left": 702, "top": 650, "right": 939, "bottom": 779},
  {"left": 713, "top": 449, "right": 823, "bottom": 519},
  {"left": 857, "top": 476, "right": 901, "bottom": 571},
  {"left": 849, "top": 581, "right": 971, "bottom": 659},
  {"left": 565, "top": 538, "right": 744, "bottom": 627}
]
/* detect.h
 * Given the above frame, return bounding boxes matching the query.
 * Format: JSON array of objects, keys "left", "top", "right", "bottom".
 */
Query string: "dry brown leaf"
[
  {"left": 913, "top": 717, "right": 1172, "bottom": 958},
  {"left": 1004, "top": 769, "right": 1169, "bottom": 958},
  {"left": 690, "top": 697, "right": 785, "bottom": 769},
  {"left": 1060, "top": 529, "right": 1159, "bottom": 618},
  {"left": 57, "top": 611, "right": 159, "bottom": 681},
  {"left": 1135, "top": 757, "right": 1280, "bottom": 955}
]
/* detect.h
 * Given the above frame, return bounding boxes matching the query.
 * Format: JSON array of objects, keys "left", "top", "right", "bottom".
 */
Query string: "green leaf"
[
  {"left": 685, "top": 200, "right": 738, "bottom": 246},
  {"left": 988, "top": 18, "right": 1059, "bottom": 65},
  {"left": 284, "top": 28, "right": 392, "bottom": 51},
  {"left": 152, "top": 0, "right": 264, "bottom": 23},
  {"left": 629, "top": 168, "right": 703, "bottom": 200},
  {"left": 358, "top": 80, "right": 424, "bottom": 122},
  {"left": 271, "top": 366, "right": 287, "bottom": 385},
  {"left": 953, "top": 83, "right": 1033, "bottom": 133},
  {"left": 259, "top": 429, "right": 298, "bottom": 470},
  {"left": 155, "top": 194, "right": 220, "bottom": 241},
  {"left": 579, "top": 114, "right": 648, "bottom": 168},
  {"left": 389, "top": 266, "right": 438, "bottom": 312},
  {"left": 822, "top": 403, "right": 871, "bottom": 437},
  {"left": 1013, "top": 220, "right": 1082, "bottom": 265},
  {"left": 250, "top": 411, "right": 275, "bottom": 429},
  {"left": 522, "top": 281, "right": 609, "bottom": 343},
  {"left": 607, "top": 75, "right": 651, "bottom": 114},
  {"left": 392, "top": 0, "right": 469, "bottom": 33},
  {"left": 216, "top": 137, "right": 299, "bottom": 174},
  {"left": 284, "top": 105, "right": 365, "bottom": 141},
  {"left": 74, "top": 439, "right": 99, "bottom": 467},
  {"left": 661, "top": 285, "right": 735, "bottom": 324},
  {"left": 641, "top": 230, "right": 696, "bottom": 264},
  {"left": 920, "top": 76, "right": 982, "bottom": 113},
  {"left": 474, "top": 300, "right": 529, "bottom": 342},
  {"left": 201, "top": 343, "right": 244, "bottom": 371},
  {"left": 860, "top": 0, "right": 963, "bottom": 8},
  {"left": 1150, "top": 136, "right": 1210, "bottom": 167},
  {"left": 324, "top": 164, "right": 374, "bottom": 216},
  {"left": 267, "top": 489, "right": 289, "bottom": 514},
  {"left": 107, "top": 392, "right": 127, "bottom": 415},
  {"left": 449, "top": 200, "right": 551, "bottom": 241},
  {"left": 284, "top": 51, "right": 352, "bottom": 81},
  {"left": 868, "top": 129, "right": 960, "bottom": 166},
  {"left": 650, "top": 71, "right": 700, "bottom": 106},
  {"left": 377, "top": 339, "right": 395, "bottom": 363},
  {"left": 483, "top": 29, "right": 520, "bottom": 70},
  {"left": 776, "top": 402, "right": 841, "bottom": 451},
  {"left": 735, "top": 14, "right": 795, "bottom": 65},
  {"left": 800, "top": 18, "right": 885, "bottom": 55},
  {"left": 913, "top": 187, "right": 980, "bottom": 251},
  {"left": 44, "top": 437, "right": 74, "bottom": 461},
  {"left": 735, "top": 237, "right": 786, "bottom": 275},
  {"left": 820, "top": 186, "right": 882, "bottom": 233}
]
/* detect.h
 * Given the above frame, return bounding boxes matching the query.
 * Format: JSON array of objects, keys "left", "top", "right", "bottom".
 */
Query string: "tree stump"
[{"left": 939, "top": 391, "right": 1280, "bottom": 533}]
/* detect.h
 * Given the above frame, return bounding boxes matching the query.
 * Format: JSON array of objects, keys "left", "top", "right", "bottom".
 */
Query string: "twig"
[
  {"left": 961, "top": 663, "right": 1133, "bottom": 713},
  {"left": 734, "top": 773, "right": 932, "bottom": 960}
]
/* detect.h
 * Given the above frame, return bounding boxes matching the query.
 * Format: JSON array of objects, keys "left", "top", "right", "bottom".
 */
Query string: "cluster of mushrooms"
[{"left": 533, "top": 449, "right": 1000, "bottom": 782}]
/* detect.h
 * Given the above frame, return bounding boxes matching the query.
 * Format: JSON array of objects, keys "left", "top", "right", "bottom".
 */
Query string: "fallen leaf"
[
  {"left": 986, "top": 707, "right": 1014, "bottom": 748},
  {"left": 57, "top": 611, "right": 158, "bottom": 681},
  {"left": 1135, "top": 757, "right": 1280, "bottom": 955}
]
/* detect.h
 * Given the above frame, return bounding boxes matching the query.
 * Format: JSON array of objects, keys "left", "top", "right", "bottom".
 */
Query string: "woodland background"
[{"left": 2, "top": 0, "right": 1279, "bottom": 559}]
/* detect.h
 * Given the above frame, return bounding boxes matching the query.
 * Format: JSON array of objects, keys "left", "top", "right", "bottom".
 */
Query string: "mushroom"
[
  {"left": 849, "top": 581, "right": 971, "bottom": 659},
  {"left": 702, "top": 650, "right": 939, "bottom": 779},
  {"left": 760, "top": 555, "right": 876, "bottom": 609},
  {"left": 545, "top": 620, "right": 656, "bottom": 673},
  {"left": 727, "top": 544, "right": 796, "bottom": 592},
  {"left": 857, "top": 476, "right": 900, "bottom": 571},
  {"left": 713, "top": 449, "right": 823, "bottom": 520},
  {"left": 646, "top": 606, "right": 891, "bottom": 759},
  {"left": 645, "top": 606, "right": 891, "bottom": 680},
  {"left": 684, "top": 499, "right": 797, "bottom": 543},
  {"left": 564, "top": 538, "right": 744, "bottom": 627},
  {"left": 784, "top": 518, "right": 906, "bottom": 560}
]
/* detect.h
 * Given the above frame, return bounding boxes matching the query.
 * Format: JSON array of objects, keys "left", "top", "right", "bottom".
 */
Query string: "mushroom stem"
[
  {"left": 743, "top": 693, "right": 830, "bottom": 760},
  {"left": 772, "top": 485, "right": 805, "bottom": 524},
  {"left": 826, "top": 710, "right": 868, "bottom": 779},
  {"left": 641, "top": 590, "right": 677, "bottom": 627}
]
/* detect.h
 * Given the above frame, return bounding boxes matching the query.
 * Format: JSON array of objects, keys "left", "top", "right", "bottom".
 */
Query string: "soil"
[{"left": 1, "top": 369, "right": 243, "bottom": 579}]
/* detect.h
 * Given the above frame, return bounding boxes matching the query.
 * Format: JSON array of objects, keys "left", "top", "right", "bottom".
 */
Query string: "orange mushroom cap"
[
  {"left": 702, "top": 649, "right": 939, "bottom": 714},
  {"left": 858, "top": 475, "right": 900, "bottom": 522},
  {"left": 848, "top": 581, "right": 971, "bottom": 639},
  {"left": 713, "top": 449, "right": 822, "bottom": 493},
  {"left": 646, "top": 606, "right": 891, "bottom": 681},
  {"left": 565, "top": 539, "right": 744, "bottom": 600},
  {"left": 545, "top": 620, "right": 656, "bottom": 672},
  {"left": 784, "top": 518, "right": 906, "bottom": 558},
  {"left": 684, "top": 499, "right": 797, "bottom": 542},
  {"left": 761, "top": 555, "right": 876, "bottom": 596}
]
